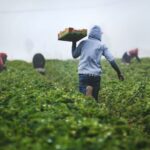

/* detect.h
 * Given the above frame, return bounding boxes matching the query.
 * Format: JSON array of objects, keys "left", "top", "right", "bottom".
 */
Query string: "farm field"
[{"left": 0, "top": 58, "right": 150, "bottom": 150}]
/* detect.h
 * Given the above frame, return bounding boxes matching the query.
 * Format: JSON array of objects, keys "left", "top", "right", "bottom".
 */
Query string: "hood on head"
[{"left": 88, "top": 25, "right": 103, "bottom": 41}]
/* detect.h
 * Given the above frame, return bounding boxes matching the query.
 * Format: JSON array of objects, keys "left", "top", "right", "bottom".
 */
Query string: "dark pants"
[
  {"left": 79, "top": 74, "right": 101, "bottom": 101},
  {"left": 122, "top": 52, "right": 131, "bottom": 63}
]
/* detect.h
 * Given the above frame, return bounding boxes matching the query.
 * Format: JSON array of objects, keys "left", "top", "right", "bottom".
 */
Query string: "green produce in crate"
[{"left": 58, "top": 27, "right": 87, "bottom": 42}]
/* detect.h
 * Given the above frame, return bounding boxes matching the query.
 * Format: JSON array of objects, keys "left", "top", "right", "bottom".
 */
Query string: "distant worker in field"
[
  {"left": 32, "top": 53, "right": 46, "bottom": 75},
  {"left": 122, "top": 48, "right": 141, "bottom": 64},
  {"left": 72, "top": 25, "right": 124, "bottom": 102},
  {"left": 0, "top": 52, "right": 7, "bottom": 72}
]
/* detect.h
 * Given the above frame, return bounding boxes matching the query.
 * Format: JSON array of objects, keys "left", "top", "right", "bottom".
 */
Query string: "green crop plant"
[{"left": 0, "top": 58, "right": 150, "bottom": 150}]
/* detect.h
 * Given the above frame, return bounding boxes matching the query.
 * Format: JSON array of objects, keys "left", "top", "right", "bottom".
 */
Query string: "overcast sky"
[{"left": 0, "top": 0, "right": 150, "bottom": 61}]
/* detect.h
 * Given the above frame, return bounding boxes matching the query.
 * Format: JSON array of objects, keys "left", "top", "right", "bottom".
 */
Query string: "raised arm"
[
  {"left": 72, "top": 41, "right": 77, "bottom": 58},
  {"left": 72, "top": 41, "right": 84, "bottom": 58}
]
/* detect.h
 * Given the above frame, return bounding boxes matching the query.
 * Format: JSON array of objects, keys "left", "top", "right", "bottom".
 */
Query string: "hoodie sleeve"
[
  {"left": 72, "top": 41, "right": 85, "bottom": 58},
  {"left": 102, "top": 45, "right": 114, "bottom": 62}
]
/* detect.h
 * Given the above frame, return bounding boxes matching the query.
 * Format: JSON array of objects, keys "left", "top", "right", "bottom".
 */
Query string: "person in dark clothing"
[
  {"left": 0, "top": 52, "right": 7, "bottom": 72},
  {"left": 122, "top": 48, "right": 141, "bottom": 64},
  {"left": 72, "top": 25, "right": 124, "bottom": 101},
  {"left": 32, "top": 53, "right": 46, "bottom": 75}
]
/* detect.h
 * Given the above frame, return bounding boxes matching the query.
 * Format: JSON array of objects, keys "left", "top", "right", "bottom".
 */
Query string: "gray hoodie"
[{"left": 73, "top": 25, "right": 114, "bottom": 76}]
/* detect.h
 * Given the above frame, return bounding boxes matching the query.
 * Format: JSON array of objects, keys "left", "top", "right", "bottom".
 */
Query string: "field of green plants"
[{"left": 0, "top": 58, "right": 150, "bottom": 150}]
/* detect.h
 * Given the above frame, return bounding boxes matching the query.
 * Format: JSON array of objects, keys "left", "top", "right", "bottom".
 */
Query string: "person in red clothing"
[
  {"left": 122, "top": 48, "right": 141, "bottom": 64},
  {"left": 0, "top": 52, "right": 7, "bottom": 72}
]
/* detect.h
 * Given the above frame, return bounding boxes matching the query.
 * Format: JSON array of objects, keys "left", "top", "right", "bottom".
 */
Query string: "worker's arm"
[
  {"left": 72, "top": 41, "right": 84, "bottom": 58},
  {"left": 2, "top": 65, "right": 7, "bottom": 70},
  {"left": 136, "top": 56, "right": 141, "bottom": 63},
  {"left": 72, "top": 41, "right": 77, "bottom": 58},
  {"left": 102, "top": 45, "right": 124, "bottom": 81},
  {"left": 0, "top": 57, "right": 7, "bottom": 71},
  {"left": 0, "top": 57, "right": 4, "bottom": 71},
  {"left": 110, "top": 60, "right": 124, "bottom": 80}
]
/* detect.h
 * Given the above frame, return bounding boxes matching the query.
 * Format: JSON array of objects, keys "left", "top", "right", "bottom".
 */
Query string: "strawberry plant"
[{"left": 0, "top": 58, "right": 150, "bottom": 150}]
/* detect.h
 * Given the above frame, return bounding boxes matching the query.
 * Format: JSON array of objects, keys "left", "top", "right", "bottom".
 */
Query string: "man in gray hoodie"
[{"left": 72, "top": 25, "right": 124, "bottom": 101}]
